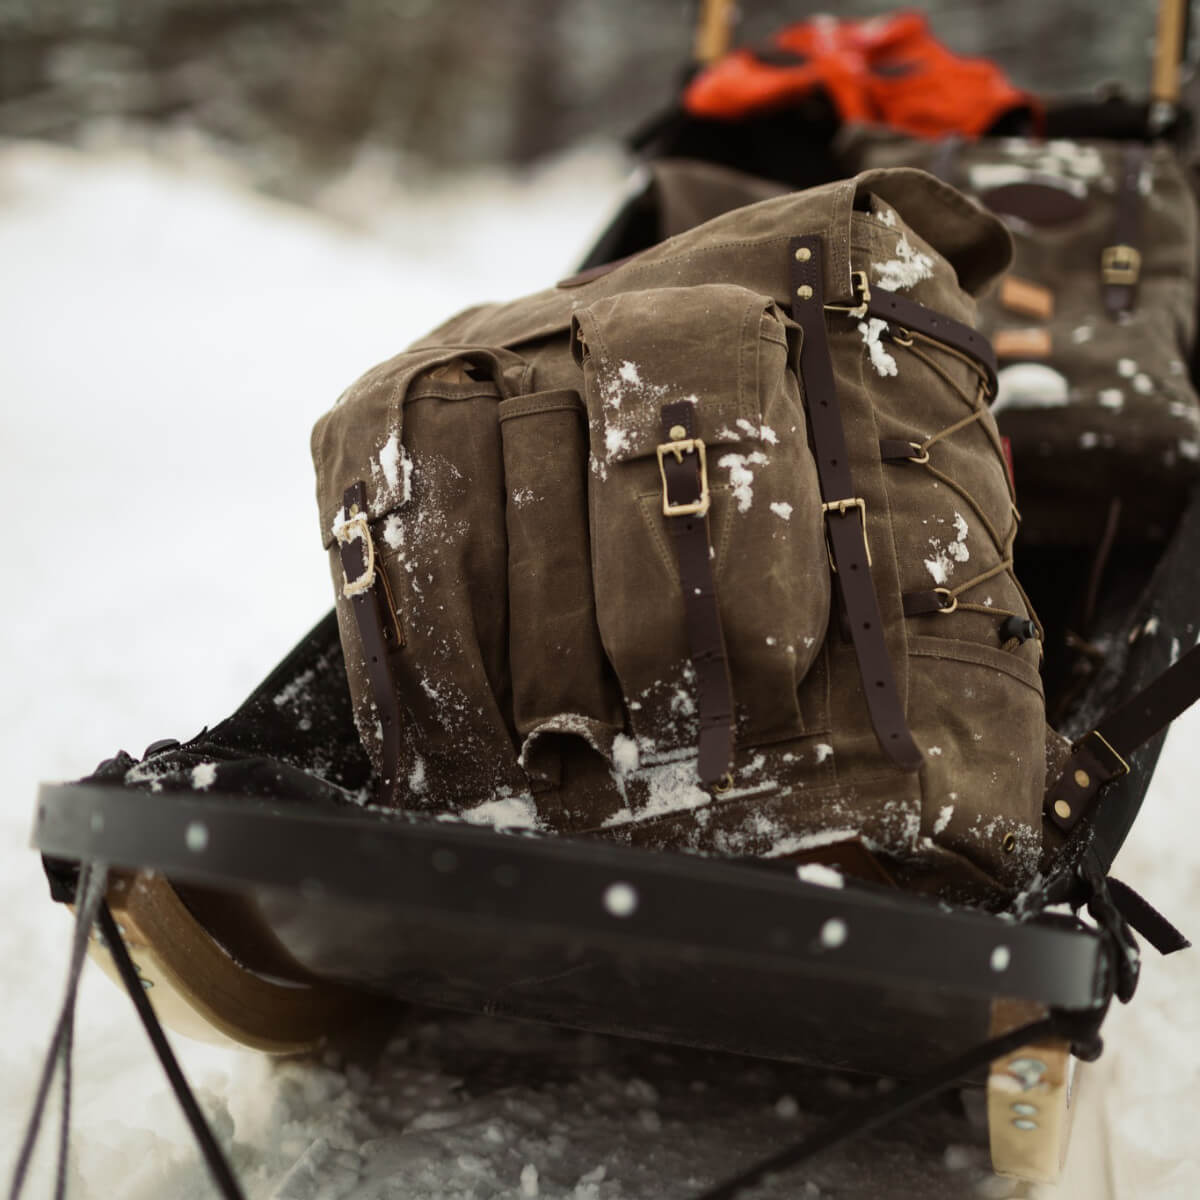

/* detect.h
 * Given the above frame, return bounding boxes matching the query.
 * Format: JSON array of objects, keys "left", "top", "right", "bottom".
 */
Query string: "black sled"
[{"left": 29, "top": 485, "right": 1200, "bottom": 1193}]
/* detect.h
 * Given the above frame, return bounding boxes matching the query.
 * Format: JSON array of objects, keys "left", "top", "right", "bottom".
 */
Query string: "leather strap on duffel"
[
  {"left": 336, "top": 482, "right": 405, "bottom": 794},
  {"left": 658, "top": 402, "right": 736, "bottom": 785},
  {"left": 1102, "top": 144, "right": 1145, "bottom": 320},
  {"left": 790, "top": 236, "right": 923, "bottom": 771}
]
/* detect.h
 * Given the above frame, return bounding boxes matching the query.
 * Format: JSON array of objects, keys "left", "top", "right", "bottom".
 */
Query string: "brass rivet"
[
  {"left": 712, "top": 772, "right": 734, "bottom": 794},
  {"left": 668, "top": 424, "right": 687, "bottom": 441},
  {"left": 1054, "top": 799, "right": 1072, "bottom": 820},
  {"left": 1074, "top": 769, "right": 1091, "bottom": 789},
  {"left": 794, "top": 246, "right": 812, "bottom": 262},
  {"left": 1002, "top": 832, "right": 1017, "bottom": 853},
  {"left": 796, "top": 284, "right": 814, "bottom": 300}
]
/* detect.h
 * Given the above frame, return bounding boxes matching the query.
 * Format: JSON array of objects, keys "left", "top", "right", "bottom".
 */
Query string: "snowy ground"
[{"left": 0, "top": 135, "right": 1196, "bottom": 1199}]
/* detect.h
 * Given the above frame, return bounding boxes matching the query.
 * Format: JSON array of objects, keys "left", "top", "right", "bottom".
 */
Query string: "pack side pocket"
[
  {"left": 573, "top": 284, "right": 831, "bottom": 757},
  {"left": 315, "top": 350, "right": 530, "bottom": 810},
  {"left": 498, "top": 389, "right": 624, "bottom": 789}
]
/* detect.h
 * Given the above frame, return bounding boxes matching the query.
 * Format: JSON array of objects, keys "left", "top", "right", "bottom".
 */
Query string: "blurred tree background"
[{"left": 0, "top": 1, "right": 1183, "bottom": 193}]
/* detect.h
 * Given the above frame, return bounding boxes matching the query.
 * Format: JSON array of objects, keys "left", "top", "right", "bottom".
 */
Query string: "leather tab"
[
  {"left": 792, "top": 236, "right": 922, "bottom": 772},
  {"left": 999, "top": 276, "right": 1055, "bottom": 320},
  {"left": 658, "top": 402, "right": 735, "bottom": 784},
  {"left": 879, "top": 438, "right": 928, "bottom": 463},
  {"left": 903, "top": 590, "right": 957, "bottom": 617},
  {"left": 337, "top": 483, "right": 404, "bottom": 794}
]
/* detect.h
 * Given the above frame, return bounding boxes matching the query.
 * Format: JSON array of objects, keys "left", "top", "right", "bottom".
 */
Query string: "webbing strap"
[
  {"left": 694, "top": 1016, "right": 1057, "bottom": 1200},
  {"left": 337, "top": 482, "right": 404, "bottom": 796},
  {"left": 791, "top": 237, "right": 922, "bottom": 771},
  {"left": 659, "top": 401, "right": 736, "bottom": 783},
  {"left": 1046, "top": 642, "right": 1200, "bottom": 833}
]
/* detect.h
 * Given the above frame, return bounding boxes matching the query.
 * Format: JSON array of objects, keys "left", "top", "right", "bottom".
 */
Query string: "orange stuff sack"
[{"left": 683, "top": 10, "right": 1037, "bottom": 140}]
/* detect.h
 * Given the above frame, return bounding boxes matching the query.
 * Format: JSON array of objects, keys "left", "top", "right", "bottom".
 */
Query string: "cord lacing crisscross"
[{"left": 890, "top": 329, "right": 1042, "bottom": 637}]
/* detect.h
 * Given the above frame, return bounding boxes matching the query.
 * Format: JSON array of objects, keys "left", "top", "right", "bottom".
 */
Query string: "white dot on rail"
[
  {"left": 603, "top": 882, "right": 638, "bottom": 918},
  {"left": 820, "top": 918, "right": 847, "bottom": 948}
]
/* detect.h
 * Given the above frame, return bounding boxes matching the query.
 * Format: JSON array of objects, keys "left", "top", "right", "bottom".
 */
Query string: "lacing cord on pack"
[
  {"left": 880, "top": 332, "right": 1041, "bottom": 638},
  {"left": 693, "top": 1014, "right": 1058, "bottom": 1200},
  {"left": 8, "top": 864, "right": 246, "bottom": 1200}
]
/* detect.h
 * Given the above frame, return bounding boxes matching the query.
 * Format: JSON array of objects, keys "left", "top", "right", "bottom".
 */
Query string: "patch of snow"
[
  {"left": 796, "top": 863, "right": 844, "bottom": 889},
  {"left": 1118, "top": 358, "right": 1138, "bottom": 377},
  {"left": 717, "top": 451, "right": 768, "bottom": 514},
  {"left": 924, "top": 512, "right": 969, "bottom": 585},
  {"left": 991, "top": 363, "right": 1069, "bottom": 415},
  {"left": 458, "top": 794, "right": 541, "bottom": 830},
  {"left": 769, "top": 501, "right": 793, "bottom": 521},
  {"left": 612, "top": 733, "right": 639, "bottom": 775},
  {"left": 191, "top": 762, "right": 217, "bottom": 790},
  {"left": 933, "top": 805, "right": 954, "bottom": 835},
  {"left": 814, "top": 743, "right": 834, "bottom": 764},
  {"left": 1098, "top": 388, "right": 1124, "bottom": 409},
  {"left": 858, "top": 317, "right": 898, "bottom": 377},
  {"left": 871, "top": 233, "right": 934, "bottom": 292}
]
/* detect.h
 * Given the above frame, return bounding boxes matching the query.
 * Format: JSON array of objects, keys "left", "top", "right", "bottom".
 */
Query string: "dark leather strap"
[
  {"left": 865, "top": 289, "right": 998, "bottom": 396},
  {"left": 879, "top": 438, "right": 926, "bottom": 463},
  {"left": 1046, "top": 642, "right": 1200, "bottom": 832},
  {"left": 659, "top": 402, "right": 735, "bottom": 784},
  {"left": 1102, "top": 144, "right": 1145, "bottom": 320},
  {"left": 902, "top": 590, "right": 955, "bottom": 617},
  {"left": 1107, "top": 876, "right": 1191, "bottom": 955},
  {"left": 792, "top": 237, "right": 922, "bottom": 771},
  {"left": 338, "top": 482, "right": 404, "bottom": 794}
]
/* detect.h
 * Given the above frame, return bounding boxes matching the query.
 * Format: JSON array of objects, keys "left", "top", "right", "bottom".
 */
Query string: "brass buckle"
[
  {"left": 821, "top": 496, "right": 871, "bottom": 570},
  {"left": 1101, "top": 244, "right": 1141, "bottom": 286},
  {"left": 824, "top": 270, "right": 872, "bottom": 320},
  {"left": 657, "top": 437, "right": 710, "bottom": 517},
  {"left": 1082, "top": 729, "right": 1131, "bottom": 779},
  {"left": 336, "top": 513, "right": 376, "bottom": 597}
]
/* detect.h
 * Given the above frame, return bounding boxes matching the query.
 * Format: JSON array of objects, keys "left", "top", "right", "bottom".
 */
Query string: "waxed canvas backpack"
[{"left": 312, "top": 167, "right": 1047, "bottom": 898}]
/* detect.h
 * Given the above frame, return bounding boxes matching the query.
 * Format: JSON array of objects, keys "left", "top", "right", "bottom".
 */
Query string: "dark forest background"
[{"left": 0, "top": 2, "right": 1188, "bottom": 189}]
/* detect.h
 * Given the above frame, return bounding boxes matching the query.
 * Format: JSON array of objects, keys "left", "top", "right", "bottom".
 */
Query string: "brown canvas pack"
[
  {"left": 312, "top": 167, "right": 1048, "bottom": 898},
  {"left": 847, "top": 133, "right": 1200, "bottom": 546}
]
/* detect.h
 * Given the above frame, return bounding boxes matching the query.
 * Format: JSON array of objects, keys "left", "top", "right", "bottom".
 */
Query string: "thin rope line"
[{"left": 8, "top": 862, "right": 107, "bottom": 1200}]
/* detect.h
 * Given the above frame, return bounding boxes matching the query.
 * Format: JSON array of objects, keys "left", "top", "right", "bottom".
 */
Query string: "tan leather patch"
[
  {"left": 1000, "top": 275, "right": 1055, "bottom": 320},
  {"left": 993, "top": 328, "right": 1053, "bottom": 359}
]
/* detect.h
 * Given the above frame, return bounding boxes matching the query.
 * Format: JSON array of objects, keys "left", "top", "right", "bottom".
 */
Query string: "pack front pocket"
[
  {"left": 573, "top": 284, "right": 831, "bottom": 757},
  {"left": 498, "top": 388, "right": 624, "bottom": 788}
]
